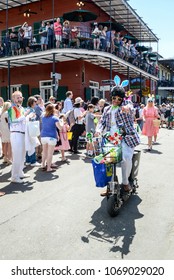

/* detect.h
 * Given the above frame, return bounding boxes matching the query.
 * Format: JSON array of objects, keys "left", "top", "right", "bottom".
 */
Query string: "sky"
[{"left": 129, "top": 0, "right": 173, "bottom": 59}]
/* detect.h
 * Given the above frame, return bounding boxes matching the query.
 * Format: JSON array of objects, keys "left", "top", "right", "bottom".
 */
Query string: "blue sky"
[{"left": 129, "top": 0, "right": 173, "bottom": 58}]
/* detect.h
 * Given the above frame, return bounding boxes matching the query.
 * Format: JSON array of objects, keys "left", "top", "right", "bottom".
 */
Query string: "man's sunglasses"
[{"left": 112, "top": 96, "right": 122, "bottom": 101}]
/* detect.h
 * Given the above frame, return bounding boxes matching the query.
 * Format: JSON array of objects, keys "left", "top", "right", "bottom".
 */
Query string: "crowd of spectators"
[
  {"left": 0, "top": 19, "right": 158, "bottom": 76},
  {"left": 0, "top": 89, "right": 174, "bottom": 190}
]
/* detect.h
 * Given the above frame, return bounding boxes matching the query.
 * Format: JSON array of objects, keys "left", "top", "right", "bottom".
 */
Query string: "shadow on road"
[
  {"left": 0, "top": 181, "right": 34, "bottom": 195},
  {"left": 143, "top": 148, "right": 163, "bottom": 154},
  {"left": 0, "top": 169, "right": 11, "bottom": 182},
  {"left": 81, "top": 195, "right": 143, "bottom": 259},
  {"left": 33, "top": 169, "right": 59, "bottom": 182}
]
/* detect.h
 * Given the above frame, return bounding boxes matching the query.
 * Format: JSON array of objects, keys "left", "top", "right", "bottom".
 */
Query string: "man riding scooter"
[{"left": 95, "top": 75, "right": 140, "bottom": 196}]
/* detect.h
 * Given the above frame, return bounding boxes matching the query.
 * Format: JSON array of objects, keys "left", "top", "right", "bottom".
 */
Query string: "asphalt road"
[{"left": 0, "top": 128, "right": 174, "bottom": 260}]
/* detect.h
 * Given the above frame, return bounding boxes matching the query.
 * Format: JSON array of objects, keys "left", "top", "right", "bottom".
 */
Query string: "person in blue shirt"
[
  {"left": 41, "top": 103, "right": 63, "bottom": 172},
  {"left": 62, "top": 91, "right": 73, "bottom": 113}
]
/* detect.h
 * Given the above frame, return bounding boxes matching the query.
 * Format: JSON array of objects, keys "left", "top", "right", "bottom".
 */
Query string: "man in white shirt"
[
  {"left": 8, "top": 91, "right": 31, "bottom": 183},
  {"left": 22, "top": 22, "right": 32, "bottom": 53},
  {"left": 62, "top": 91, "right": 73, "bottom": 113}
]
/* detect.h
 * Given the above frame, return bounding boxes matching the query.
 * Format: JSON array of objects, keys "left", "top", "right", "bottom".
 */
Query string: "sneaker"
[
  {"left": 31, "top": 162, "right": 41, "bottom": 167},
  {"left": 74, "top": 151, "right": 82, "bottom": 154},
  {"left": 122, "top": 184, "right": 132, "bottom": 192},
  {"left": 87, "top": 154, "right": 93, "bottom": 158},
  {"left": 25, "top": 162, "right": 31, "bottom": 166},
  {"left": 11, "top": 178, "right": 24, "bottom": 184},
  {"left": 20, "top": 174, "right": 30, "bottom": 179}
]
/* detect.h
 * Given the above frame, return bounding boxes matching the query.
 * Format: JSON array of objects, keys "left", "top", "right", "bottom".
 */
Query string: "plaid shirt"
[{"left": 97, "top": 105, "right": 140, "bottom": 148}]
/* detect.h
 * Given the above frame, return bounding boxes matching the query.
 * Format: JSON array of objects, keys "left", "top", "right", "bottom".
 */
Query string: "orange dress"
[{"left": 142, "top": 106, "right": 159, "bottom": 137}]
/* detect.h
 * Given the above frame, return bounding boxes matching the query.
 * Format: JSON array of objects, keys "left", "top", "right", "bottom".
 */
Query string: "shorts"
[
  {"left": 23, "top": 38, "right": 30, "bottom": 48},
  {"left": 11, "top": 41, "right": 18, "bottom": 51},
  {"left": 160, "top": 113, "right": 165, "bottom": 121},
  {"left": 168, "top": 116, "right": 173, "bottom": 122},
  {"left": 41, "top": 137, "right": 57, "bottom": 146},
  {"left": 40, "top": 36, "right": 48, "bottom": 45},
  {"left": 55, "top": 34, "right": 62, "bottom": 42}
]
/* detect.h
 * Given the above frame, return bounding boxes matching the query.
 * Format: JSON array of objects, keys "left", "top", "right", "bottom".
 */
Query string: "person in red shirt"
[
  {"left": 70, "top": 26, "right": 80, "bottom": 48},
  {"left": 54, "top": 17, "right": 62, "bottom": 48}
]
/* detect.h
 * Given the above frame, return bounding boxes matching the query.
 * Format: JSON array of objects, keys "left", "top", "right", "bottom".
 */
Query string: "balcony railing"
[{"left": 158, "top": 80, "right": 174, "bottom": 87}]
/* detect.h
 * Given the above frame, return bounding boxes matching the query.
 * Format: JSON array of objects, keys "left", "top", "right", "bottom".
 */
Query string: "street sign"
[{"left": 50, "top": 72, "right": 61, "bottom": 80}]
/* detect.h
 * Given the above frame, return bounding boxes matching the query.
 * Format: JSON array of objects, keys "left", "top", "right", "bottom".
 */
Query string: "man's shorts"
[
  {"left": 41, "top": 36, "right": 48, "bottom": 45},
  {"left": 55, "top": 35, "right": 62, "bottom": 42}
]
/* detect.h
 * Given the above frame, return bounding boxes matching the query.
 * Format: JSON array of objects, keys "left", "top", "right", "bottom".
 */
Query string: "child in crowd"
[
  {"left": 85, "top": 104, "right": 101, "bottom": 157},
  {"left": 57, "top": 114, "right": 70, "bottom": 161}
]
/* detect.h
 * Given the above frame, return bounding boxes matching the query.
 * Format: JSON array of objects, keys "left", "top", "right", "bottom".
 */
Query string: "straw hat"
[
  {"left": 74, "top": 97, "right": 83, "bottom": 104},
  {"left": 63, "top": 20, "right": 70, "bottom": 25}
]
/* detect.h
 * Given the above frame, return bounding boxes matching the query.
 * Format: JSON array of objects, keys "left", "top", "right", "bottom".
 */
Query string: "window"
[
  {"left": 89, "top": 80, "right": 99, "bottom": 88},
  {"left": 10, "top": 84, "right": 22, "bottom": 97},
  {"left": 39, "top": 80, "right": 53, "bottom": 102},
  {"left": 89, "top": 80, "right": 100, "bottom": 98}
]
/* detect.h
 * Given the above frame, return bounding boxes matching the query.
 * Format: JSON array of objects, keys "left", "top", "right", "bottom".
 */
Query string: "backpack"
[
  {"left": 165, "top": 109, "right": 171, "bottom": 118},
  {"left": 66, "top": 109, "right": 76, "bottom": 126}
]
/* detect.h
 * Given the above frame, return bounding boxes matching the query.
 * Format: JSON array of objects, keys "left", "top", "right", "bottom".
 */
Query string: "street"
[{"left": 0, "top": 128, "right": 174, "bottom": 260}]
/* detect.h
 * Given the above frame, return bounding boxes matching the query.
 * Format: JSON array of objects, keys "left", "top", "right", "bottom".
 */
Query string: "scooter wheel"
[{"left": 107, "top": 195, "right": 120, "bottom": 217}]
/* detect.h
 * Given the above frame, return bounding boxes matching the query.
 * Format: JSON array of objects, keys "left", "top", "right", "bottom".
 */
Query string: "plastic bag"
[
  {"left": 92, "top": 160, "right": 112, "bottom": 188},
  {"left": 28, "top": 121, "right": 40, "bottom": 137}
]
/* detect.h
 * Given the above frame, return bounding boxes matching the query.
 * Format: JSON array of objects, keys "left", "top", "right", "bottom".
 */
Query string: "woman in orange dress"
[{"left": 142, "top": 98, "right": 160, "bottom": 151}]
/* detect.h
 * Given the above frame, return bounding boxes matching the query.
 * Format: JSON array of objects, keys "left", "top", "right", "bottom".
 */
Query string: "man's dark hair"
[
  {"left": 110, "top": 86, "right": 125, "bottom": 99},
  {"left": 90, "top": 96, "right": 99, "bottom": 106},
  {"left": 34, "top": 94, "right": 41, "bottom": 100},
  {"left": 66, "top": 91, "right": 72, "bottom": 97}
]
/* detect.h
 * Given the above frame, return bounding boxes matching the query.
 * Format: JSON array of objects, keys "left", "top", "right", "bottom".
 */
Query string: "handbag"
[
  {"left": 67, "top": 131, "right": 73, "bottom": 140},
  {"left": 153, "top": 119, "right": 160, "bottom": 127},
  {"left": 28, "top": 120, "right": 40, "bottom": 137}
]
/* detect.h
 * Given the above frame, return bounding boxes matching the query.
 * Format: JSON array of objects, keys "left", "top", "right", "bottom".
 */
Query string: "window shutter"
[
  {"left": 0, "top": 86, "right": 8, "bottom": 101},
  {"left": 1, "top": 30, "right": 6, "bottom": 43},
  {"left": 31, "top": 88, "right": 40, "bottom": 96},
  {"left": 21, "top": 84, "right": 29, "bottom": 107},
  {"left": 57, "top": 86, "right": 68, "bottom": 101},
  {"left": 33, "top": 21, "right": 41, "bottom": 43},
  {"left": 84, "top": 87, "right": 91, "bottom": 101}
]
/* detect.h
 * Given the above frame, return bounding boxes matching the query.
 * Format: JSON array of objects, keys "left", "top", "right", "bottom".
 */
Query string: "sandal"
[
  {"left": 51, "top": 163, "right": 58, "bottom": 168},
  {"left": 100, "top": 189, "right": 111, "bottom": 197},
  {"left": 46, "top": 168, "right": 57, "bottom": 172},
  {"left": 0, "top": 191, "right": 5, "bottom": 197},
  {"left": 61, "top": 158, "right": 69, "bottom": 162}
]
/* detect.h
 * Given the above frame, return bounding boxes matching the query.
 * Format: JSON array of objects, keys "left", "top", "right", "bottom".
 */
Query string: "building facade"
[{"left": 0, "top": 0, "right": 159, "bottom": 105}]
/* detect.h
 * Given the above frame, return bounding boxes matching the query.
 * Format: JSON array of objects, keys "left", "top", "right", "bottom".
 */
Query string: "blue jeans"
[{"left": 26, "top": 152, "right": 36, "bottom": 164}]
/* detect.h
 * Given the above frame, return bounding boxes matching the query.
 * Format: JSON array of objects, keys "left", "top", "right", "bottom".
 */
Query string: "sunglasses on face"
[
  {"left": 112, "top": 96, "right": 122, "bottom": 101},
  {"left": 148, "top": 100, "right": 153, "bottom": 103}
]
